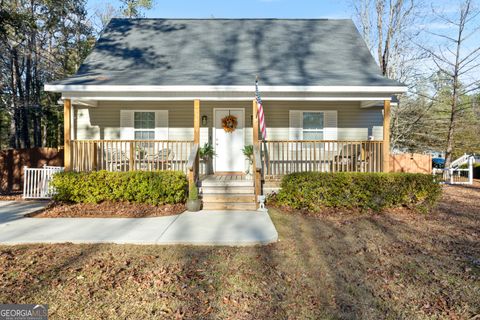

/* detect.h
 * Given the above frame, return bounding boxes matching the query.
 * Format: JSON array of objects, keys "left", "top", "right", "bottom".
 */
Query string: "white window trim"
[
  {"left": 133, "top": 111, "right": 156, "bottom": 140},
  {"left": 289, "top": 109, "right": 338, "bottom": 152},
  {"left": 121, "top": 109, "right": 169, "bottom": 141},
  {"left": 301, "top": 111, "right": 325, "bottom": 141}
]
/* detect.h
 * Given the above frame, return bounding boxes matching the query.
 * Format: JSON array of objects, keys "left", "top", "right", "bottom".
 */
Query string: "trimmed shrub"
[
  {"left": 51, "top": 170, "right": 188, "bottom": 205},
  {"left": 274, "top": 172, "right": 441, "bottom": 212}
]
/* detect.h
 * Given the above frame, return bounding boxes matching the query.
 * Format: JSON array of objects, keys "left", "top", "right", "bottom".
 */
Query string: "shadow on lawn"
[
  {"left": 1, "top": 185, "right": 479, "bottom": 319},
  {"left": 281, "top": 187, "right": 479, "bottom": 318}
]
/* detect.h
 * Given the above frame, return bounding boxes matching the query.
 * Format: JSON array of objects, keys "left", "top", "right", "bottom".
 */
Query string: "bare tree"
[
  {"left": 92, "top": 2, "right": 119, "bottom": 35},
  {"left": 351, "top": 0, "right": 433, "bottom": 153},
  {"left": 120, "top": 0, "right": 154, "bottom": 18},
  {"left": 420, "top": 0, "right": 480, "bottom": 165},
  {"left": 91, "top": 0, "right": 155, "bottom": 35},
  {"left": 352, "top": 0, "right": 420, "bottom": 81}
]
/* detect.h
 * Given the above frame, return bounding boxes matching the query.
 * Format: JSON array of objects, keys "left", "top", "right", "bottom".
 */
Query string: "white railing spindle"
[{"left": 23, "top": 165, "right": 64, "bottom": 199}]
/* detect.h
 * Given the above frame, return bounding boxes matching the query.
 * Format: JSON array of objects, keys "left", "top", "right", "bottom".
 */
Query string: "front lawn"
[{"left": 1, "top": 183, "right": 479, "bottom": 319}]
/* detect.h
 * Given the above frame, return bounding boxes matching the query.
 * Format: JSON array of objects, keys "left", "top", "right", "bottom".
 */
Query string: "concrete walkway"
[{"left": 0, "top": 201, "right": 278, "bottom": 246}]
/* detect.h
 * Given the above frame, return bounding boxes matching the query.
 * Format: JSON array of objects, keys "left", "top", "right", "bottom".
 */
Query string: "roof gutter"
[{"left": 44, "top": 84, "right": 408, "bottom": 94}]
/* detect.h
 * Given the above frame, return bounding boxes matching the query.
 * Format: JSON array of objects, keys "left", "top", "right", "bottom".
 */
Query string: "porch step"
[
  {"left": 201, "top": 179, "right": 253, "bottom": 187},
  {"left": 201, "top": 186, "right": 254, "bottom": 194},
  {"left": 202, "top": 202, "right": 257, "bottom": 211},
  {"left": 202, "top": 194, "right": 255, "bottom": 203},
  {"left": 201, "top": 175, "right": 257, "bottom": 211}
]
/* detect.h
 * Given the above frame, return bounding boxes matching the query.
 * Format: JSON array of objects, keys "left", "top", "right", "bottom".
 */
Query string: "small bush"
[
  {"left": 51, "top": 170, "right": 188, "bottom": 205},
  {"left": 274, "top": 172, "right": 441, "bottom": 213},
  {"left": 188, "top": 183, "right": 198, "bottom": 200}
]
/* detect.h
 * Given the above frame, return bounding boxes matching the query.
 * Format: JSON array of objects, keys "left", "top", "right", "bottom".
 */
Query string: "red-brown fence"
[
  {"left": 390, "top": 153, "right": 432, "bottom": 174},
  {"left": 0, "top": 147, "right": 64, "bottom": 193}
]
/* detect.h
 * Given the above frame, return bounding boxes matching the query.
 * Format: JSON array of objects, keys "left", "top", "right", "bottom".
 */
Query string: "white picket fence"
[{"left": 23, "top": 165, "right": 64, "bottom": 199}]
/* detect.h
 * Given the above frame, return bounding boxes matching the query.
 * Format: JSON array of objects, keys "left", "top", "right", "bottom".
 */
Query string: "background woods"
[
  {"left": 0, "top": 0, "right": 94, "bottom": 149},
  {"left": 0, "top": 0, "right": 154, "bottom": 150},
  {"left": 351, "top": 0, "right": 480, "bottom": 160}
]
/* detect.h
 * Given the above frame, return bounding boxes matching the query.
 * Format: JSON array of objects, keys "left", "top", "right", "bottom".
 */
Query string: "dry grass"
[{"left": 0, "top": 183, "right": 479, "bottom": 319}]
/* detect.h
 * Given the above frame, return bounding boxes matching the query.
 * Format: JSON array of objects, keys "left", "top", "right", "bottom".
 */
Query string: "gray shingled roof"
[{"left": 50, "top": 18, "right": 402, "bottom": 87}]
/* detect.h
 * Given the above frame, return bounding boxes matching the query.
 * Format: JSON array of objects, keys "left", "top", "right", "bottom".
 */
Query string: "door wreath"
[{"left": 221, "top": 114, "right": 238, "bottom": 133}]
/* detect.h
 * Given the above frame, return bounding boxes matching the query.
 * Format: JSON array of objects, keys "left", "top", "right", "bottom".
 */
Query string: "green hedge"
[
  {"left": 274, "top": 172, "right": 441, "bottom": 212},
  {"left": 51, "top": 171, "right": 188, "bottom": 205}
]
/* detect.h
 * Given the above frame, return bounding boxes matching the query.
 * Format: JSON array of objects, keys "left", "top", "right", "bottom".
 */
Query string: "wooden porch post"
[
  {"left": 252, "top": 99, "right": 261, "bottom": 208},
  {"left": 64, "top": 99, "right": 71, "bottom": 171},
  {"left": 189, "top": 99, "right": 200, "bottom": 186},
  {"left": 194, "top": 99, "right": 200, "bottom": 144},
  {"left": 383, "top": 99, "right": 391, "bottom": 172}
]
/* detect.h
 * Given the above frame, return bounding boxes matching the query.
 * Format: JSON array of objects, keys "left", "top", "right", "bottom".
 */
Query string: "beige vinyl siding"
[
  {"left": 74, "top": 101, "right": 196, "bottom": 140},
  {"left": 263, "top": 101, "right": 383, "bottom": 141},
  {"left": 73, "top": 100, "right": 383, "bottom": 142}
]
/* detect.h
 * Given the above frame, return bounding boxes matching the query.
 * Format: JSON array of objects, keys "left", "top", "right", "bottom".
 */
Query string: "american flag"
[{"left": 255, "top": 79, "right": 267, "bottom": 140}]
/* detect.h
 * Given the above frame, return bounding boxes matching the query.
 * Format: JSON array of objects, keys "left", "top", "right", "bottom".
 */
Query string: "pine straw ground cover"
[
  {"left": 0, "top": 192, "right": 22, "bottom": 201},
  {"left": 27, "top": 201, "right": 186, "bottom": 218},
  {"left": 0, "top": 183, "right": 479, "bottom": 319}
]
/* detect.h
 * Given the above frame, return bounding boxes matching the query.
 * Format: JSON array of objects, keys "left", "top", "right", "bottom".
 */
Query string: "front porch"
[
  {"left": 69, "top": 139, "right": 385, "bottom": 175},
  {"left": 63, "top": 98, "right": 392, "bottom": 208}
]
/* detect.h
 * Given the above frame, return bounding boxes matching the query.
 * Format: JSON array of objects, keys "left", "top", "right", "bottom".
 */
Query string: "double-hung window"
[
  {"left": 302, "top": 112, "right": 324, "bottom": 140},
  {"left": 134, "top": 112, "right": 155, "bottom": 140}
]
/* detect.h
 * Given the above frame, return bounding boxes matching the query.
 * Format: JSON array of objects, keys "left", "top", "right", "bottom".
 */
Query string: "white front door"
[{"left": 214, "top": 109, "right": 245, "bottom": 172}]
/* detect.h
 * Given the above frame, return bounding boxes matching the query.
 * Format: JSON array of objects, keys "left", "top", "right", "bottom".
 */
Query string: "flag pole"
[
  {"left": 262, "top": 129, "right": 270, "bottom": 175},
  {"left": 255, "top": 75, "right": 270, "bottom": 175}
]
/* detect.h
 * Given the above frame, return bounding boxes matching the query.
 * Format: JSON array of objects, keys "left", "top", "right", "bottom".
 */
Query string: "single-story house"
[{"left": 45, "top": 18, "right": 407, "bottom": 209}]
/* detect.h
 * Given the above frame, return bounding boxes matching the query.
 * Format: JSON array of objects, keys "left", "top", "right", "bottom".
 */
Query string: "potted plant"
[
  {"left": 186, "top": 184, "right": 201, "bottom": 212},
  {"left": 199, "top": 143, "right": 216, "bottom": 175},
  {"left": 242, "top": 145, "right": 254, "bottom": 177}
]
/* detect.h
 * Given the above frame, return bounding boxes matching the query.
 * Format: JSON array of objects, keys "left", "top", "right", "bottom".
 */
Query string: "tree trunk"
[
  {"left": 444, "top": 102, "right": 457, "bottom": 166},
  {"left": 444, "top": 4, "right": 465, "bottom": 167},
  {"left": 376, "top": 0, "right": 384, "bottom": 73},
  {"left": 13, "top": 49, "right": 31, "bottom": 148},
  {"left": 9, "top": 114, "right": 17, "bottom": 149},
  {"left": 9, "top": 53, "right": 20, "bottom": 148},
  {"left": 32, "top": 34, "right": 42, "bottom": 147}
]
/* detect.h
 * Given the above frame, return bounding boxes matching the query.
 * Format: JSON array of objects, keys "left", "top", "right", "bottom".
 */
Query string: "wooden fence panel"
[
  {"left": 0, "top": 147, "right": 64, "bottom": 193},
  {"left": 389, "top": 153, "right": 432, "bottom": 173}
]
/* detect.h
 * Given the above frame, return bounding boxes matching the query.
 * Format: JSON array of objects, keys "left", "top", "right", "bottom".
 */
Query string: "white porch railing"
[
  {"left": 261, "top": 140, "right": 384, "bottom": 177},
  {"left": 23, "top": 165, "right": 64, "bottom": 199},
  {"left": 450, "top": 153, "right": 471, "bottom": 168},
  {"left": 446, "top": 168, "right": 472, "bottom": 184},
  {"left": 71, "top": 140, "right": 194, "bottom": 173},
  {"left": 436, "top": 155, "right": 475, "bottom": 185}
]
